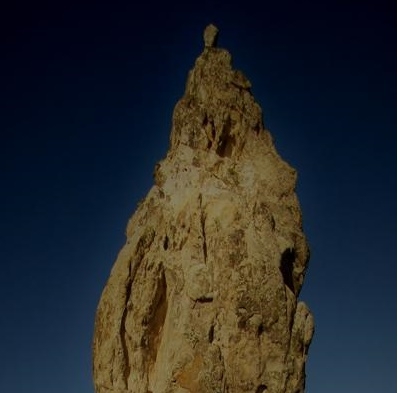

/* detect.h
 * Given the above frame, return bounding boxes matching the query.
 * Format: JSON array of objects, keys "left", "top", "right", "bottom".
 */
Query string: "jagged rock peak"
[
  {"left": 93, "top": 25, "right": 314, "bottom": 393},
  {"left": 169, "top": 25, "right": 265, "bottom": 165}
]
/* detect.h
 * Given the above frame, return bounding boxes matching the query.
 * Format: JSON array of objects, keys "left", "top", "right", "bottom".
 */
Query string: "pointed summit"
[
  {"left": 171, "top": 26, "right": 262, "bottom": 162},
  {"left": 203, "top": 24, "right": 219, "bottom": 47},
  {"left": 93, "top": 26, "right": 313, "bottom": 393}
]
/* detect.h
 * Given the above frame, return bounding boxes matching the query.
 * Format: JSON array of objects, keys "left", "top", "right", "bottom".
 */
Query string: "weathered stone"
[
  {"left": 203, "top": 24, "right": 219, "bottom": 48},
  {"left": 93, "top": 25, "right": 314, "bottom": 393}
]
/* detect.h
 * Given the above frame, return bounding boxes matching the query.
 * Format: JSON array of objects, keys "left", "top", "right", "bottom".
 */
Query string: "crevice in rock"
[
  {"left": 147, "top": 268, "right": 168, "bottom": 364},
  {"left": 216, "top": 117, "right": 235, "bottom": 158},
  {"left": 256, "top": 384, "right": 267, "bottom": 393},
  {"left": 280, "top": 248, "right": 295, "bottom": 293},
  {"left": 196, "top": 294, "right": 213, "bottom": 303},
  {"left": 163, "top": 235, "right": 169, "bottom": 250},
  {"left": 211, "top": 124, "right": 216, "bottom": 140},
  {"left": 199, "top": 194, "right": 208, "bottom": 264},
  {"left": 254, "top": 121, "right": 261, "bottom": 135},
  {"left": 120, "top": 262, "right": 133, "bottom": 388},
  {"left": 208, "top": 324, "right": 215, "bottom": 343},
  {"left": 135, "top": 229, "right": 156, "bottom": 262},
  {"left": 257, "top": 323, "right": 264, "bottom": 337}
]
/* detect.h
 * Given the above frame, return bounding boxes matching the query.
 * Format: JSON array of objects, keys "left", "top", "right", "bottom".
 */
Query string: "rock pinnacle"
[
  {"left": 93, "top": 25, "right": 314, "bottom": 393},
  {"left": 203, "top": 24, "right": 219, "bottom": 47}
]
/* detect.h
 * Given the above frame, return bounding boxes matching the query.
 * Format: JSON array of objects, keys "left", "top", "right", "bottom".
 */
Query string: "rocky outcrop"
[{"left": 93, "top": 24, "right": 314, "bottom": 393}]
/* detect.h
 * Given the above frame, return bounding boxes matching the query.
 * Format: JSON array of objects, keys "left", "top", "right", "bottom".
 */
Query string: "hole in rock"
[
  {"left": 256, "top": 384, "right": 267, "bottom": 393},
  {"left": 279, "top": 248, "right": 295, "bottom": 292},
  {"left": 197, "top": 295, "right": 213, "bottom": 303},
  {"left": 163, "top": 236, "right": 169, "bottom": 250},
  {"left": 208, "top": 325, "right": 215, "bottom": 343}
]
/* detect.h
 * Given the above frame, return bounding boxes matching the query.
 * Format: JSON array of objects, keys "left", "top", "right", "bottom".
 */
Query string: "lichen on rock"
[{"left": 93, "top": 24, "right": 314, "bottom": 393}]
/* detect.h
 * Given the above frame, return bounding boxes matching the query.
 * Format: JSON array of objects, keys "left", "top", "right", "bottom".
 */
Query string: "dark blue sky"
[{"left": 0, "top": 1, "right": 396, "bottom": 392}]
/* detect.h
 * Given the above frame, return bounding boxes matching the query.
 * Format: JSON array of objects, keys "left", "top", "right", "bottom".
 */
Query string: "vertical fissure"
[
  {"left": 120, "top": 262, "right": 133, "bottom": 388},
  {"left": 199, "top": 194, "right": 208, "bottom": 264}
]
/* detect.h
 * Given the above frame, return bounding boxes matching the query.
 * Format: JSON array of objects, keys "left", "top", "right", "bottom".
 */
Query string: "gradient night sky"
[{"left": 0, "top": 1, "right": 396, "bottom": 392}]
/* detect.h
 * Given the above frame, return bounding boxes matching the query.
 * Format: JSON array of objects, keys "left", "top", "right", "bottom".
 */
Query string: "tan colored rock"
[
  {"left": 203, "top": 24, "right": 219, "bottom": 47},
  {"left": 93, "top": 25, "right": 314, "bottom": 393}
]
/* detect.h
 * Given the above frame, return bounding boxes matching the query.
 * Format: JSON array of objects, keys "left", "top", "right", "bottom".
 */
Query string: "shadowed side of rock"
[{"left": 93, "top": 25, "right": 314, "bottom": 393}]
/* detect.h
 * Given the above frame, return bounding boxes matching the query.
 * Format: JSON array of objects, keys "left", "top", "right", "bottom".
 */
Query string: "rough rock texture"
[{"left": 93, "top": 25, "right": 314, "bottom": 393}]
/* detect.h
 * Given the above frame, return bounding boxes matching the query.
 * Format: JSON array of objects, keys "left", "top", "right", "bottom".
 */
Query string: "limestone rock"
[{"left": 93, "top": 25, "right": 314, "bottom": 393}]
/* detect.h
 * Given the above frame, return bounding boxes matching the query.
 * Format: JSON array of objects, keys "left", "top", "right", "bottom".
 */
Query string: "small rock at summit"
[
  {"left": 93, "top": 25, "right": 314, "bottom": 393},
  {"left": 203, "top": 23, "right": 219, "bottom": 47}
]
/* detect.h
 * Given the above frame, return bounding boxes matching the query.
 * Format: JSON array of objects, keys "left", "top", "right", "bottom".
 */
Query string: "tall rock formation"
[{"left": 93, "top": 25, "right": 314, "bottom": 393}]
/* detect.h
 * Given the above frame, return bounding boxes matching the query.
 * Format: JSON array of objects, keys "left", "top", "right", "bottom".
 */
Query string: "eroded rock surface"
[{"left": 93, "top": 24, "right": 314, "bottom": 393}]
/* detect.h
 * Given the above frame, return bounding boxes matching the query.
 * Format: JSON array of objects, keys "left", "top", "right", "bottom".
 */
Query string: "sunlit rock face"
[{"left": 93, "top": 24, "right": 314, "bottom": 393}]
